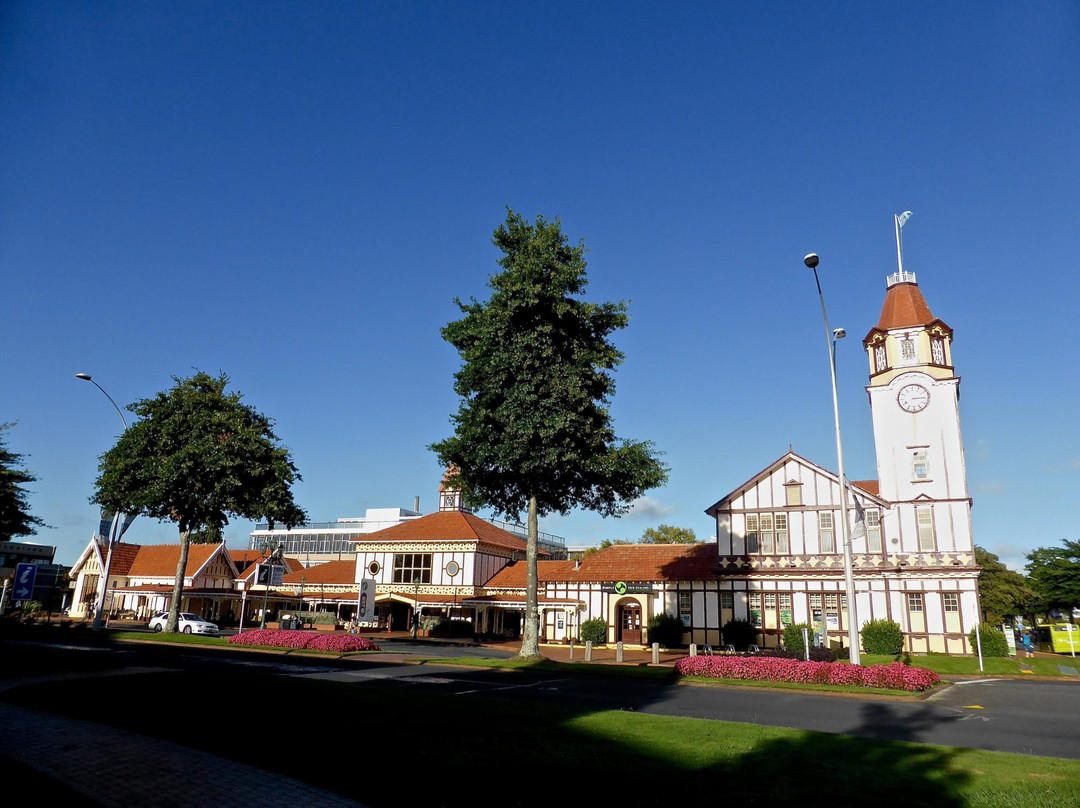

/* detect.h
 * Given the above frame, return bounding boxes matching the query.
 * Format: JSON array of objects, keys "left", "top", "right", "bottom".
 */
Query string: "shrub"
[
  {"left": 580, "top": 618, "right": 608, "bottom": 645},
  {"left": 782, "top": 623, "right": 814, "bottom": 657},
  {"left": 228, "top": 629, "right": 380, "bottom": 652},
  {"left": 722, "top": 618, "right": 758, "bottom": 651},
  {"left": 647, "top": 613, "right": 687, "bottom": 648},
  {"left": 969, "top": 623, "right": 1009, "bottom": 657},
  {"left": 675, "top": 656, "right": 939, "bottom": 692},
  {"left": 764, "top": 645, "right": 836, "bottom": 663},
  {"left": 861, "top": 619, "right": 905, "bottom": 655}
]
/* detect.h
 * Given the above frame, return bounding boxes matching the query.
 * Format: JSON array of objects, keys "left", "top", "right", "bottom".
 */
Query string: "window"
[
  {"left": 866, "top": 509, "right": 882, "bottom": 553},
  {"left": 749, "top": 593, "right": 762, "bottom": 627},
  {"left": 775, "top": 513, "right": 789, "bottom": 554},
  {"left": 760, "top": 514, "right": 774, "bottom": 554},
  {"left": 912, "top": 450, "right": 929, "bottom": 479},
  {"left": 747, "top": 513, "right": 789, "bottom": 554},
  {"left": 785, "top": 484, "right": 802, "bottom": 506},
  {"left": 908, "top": 592, "right": 926, "bottom": 632},
  {"left": 916, "top": 507, "right": 936, "bottom": 551},
  {"left": 678, "top": 592, "right": 692, "bottom": 626},
  {"left": 931, "top": 338, "right": 945, "bottom": 366},
  {"left": 943, "top": 592, "right": 961, "bottom": 632},
  {"left": 819, "top": 512, "right": 835, "bottom": 553},
  {"left": 720, "top": 591, "right": 734, "bottom": 610},
  {"left": 745, "top": 514, "right": 759, "bottom": 554},
  {"left": 778, "top": 593, "right": 793, "bottom": 627},
  {"left": 393, "top": 553, "right": 432, "bottom": 584},
  {"left": 874, "top": 344, "right": 887, "bottom": 372},
  {"left": 809, "top": 594, "right": 822, "bottom": 627}
]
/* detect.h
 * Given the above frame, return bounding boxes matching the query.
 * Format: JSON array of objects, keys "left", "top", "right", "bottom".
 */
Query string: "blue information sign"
[{"left": 13, "top": 563, "right": 37, "bottom": 601}]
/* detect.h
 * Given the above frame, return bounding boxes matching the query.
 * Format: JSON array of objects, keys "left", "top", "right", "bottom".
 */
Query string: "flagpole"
[{"left": 895, "top": 214, "right": 903, "bottom": 275}]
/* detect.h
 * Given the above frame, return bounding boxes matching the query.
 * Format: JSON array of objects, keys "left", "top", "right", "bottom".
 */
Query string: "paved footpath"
[{"left": 0, "top": 692, "right": 367, "bottom": 808}]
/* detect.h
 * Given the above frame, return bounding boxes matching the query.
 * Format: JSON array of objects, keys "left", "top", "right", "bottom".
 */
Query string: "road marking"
[
  {"left": 962, "top": 705, "right": 984, "bottom": 709},
  {"left": 949, "top": 679, "right": 1005, "bottom": 685}
]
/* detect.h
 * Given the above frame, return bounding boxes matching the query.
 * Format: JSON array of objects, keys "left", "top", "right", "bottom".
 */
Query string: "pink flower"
[
  {"left": 227, "top": 629, "right": 381, "bottom": 653},
  {"left": 674, "top": 655, "right": 939, "bottom": 692}
]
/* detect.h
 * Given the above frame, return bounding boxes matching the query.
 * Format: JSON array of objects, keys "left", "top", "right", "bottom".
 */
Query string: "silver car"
[{"left": 148, "top": 612, "right": 219, "bottom": 635}]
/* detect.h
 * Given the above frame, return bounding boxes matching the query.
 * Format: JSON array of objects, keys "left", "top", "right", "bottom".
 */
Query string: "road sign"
[
  {"left": 256, "top": 563, "right": 284, "bottom": 587},
  {"left": 13, "top": 563, "right": 37, "bottom": 601}
]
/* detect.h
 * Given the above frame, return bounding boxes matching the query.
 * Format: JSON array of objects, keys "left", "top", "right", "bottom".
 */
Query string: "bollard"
[
  {"left": 569, "top": 640, "right": 574, "bottom": 660},
  {"left": 616, "top": 641, "right": 624, "bottom": 663},
  {"left": 652, "top": 642, "right": 660, "bottom": 664},
  {"left": 690, "top": 643, "right": 698, "bottom": 657},
  {"left": 585, "top": 640, "right": 593, "bottom": 661}
]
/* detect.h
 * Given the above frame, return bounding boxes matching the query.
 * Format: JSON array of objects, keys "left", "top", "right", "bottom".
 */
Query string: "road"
[{"left": 7, "top": 633, "right": 1080, "bottom": 760}]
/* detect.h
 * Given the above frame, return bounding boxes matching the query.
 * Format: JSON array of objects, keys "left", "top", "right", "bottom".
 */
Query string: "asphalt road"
[{"left": 8, "top": 634, "right": 1080, "bottom": 760}]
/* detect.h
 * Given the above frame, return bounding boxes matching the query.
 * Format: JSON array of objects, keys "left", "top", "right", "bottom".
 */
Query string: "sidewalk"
[{"left": 0, "top": 699, "right": 368, "bottom": 808}]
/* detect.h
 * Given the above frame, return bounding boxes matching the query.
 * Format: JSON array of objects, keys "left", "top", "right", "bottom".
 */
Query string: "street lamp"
[
  {"left": 76, "top": 373, "right": 130, "bottom": 632},
  {"left": 803, "top": 254, "right": 861, "bottom": 666}
]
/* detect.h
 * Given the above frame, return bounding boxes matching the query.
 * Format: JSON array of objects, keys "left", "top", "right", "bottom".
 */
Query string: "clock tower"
[{"left": 863, "top": 266, "right": 974, "bottom": 558}]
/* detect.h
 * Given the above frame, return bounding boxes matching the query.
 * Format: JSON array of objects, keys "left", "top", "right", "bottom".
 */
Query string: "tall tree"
[
  {"left": 93, "top": 372, "right": 306, "bottom": 632},
  {"left": 640, "top": 524, "right": 698, "bottom": 544},
  {"left": 431, "top": 210, "right": 668, "bottom": 658},
  {"left": 1026, "top": 540, "right": 1080, "bottom": 615},
  {"left": 974, "top": 546, "right": 1035, "bottom": 624},
  {"left": 0, "top": 422, "right": 47, "bottom": 540}
]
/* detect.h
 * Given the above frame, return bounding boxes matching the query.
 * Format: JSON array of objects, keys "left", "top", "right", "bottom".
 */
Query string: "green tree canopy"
[
  {"left": 0, "top": 422, "right": 47, "bottom": 540},
  {"left": 974, "top": 546, "right": 1036, "bottom": 624},
  {"left": 431, "top": 210, "right": 667, "bottom": 657},
  {"left": 640, "top": 524, "right": 698, "bottom": 544},
  {"left": 1026, "top": 540, "right": 1080, "bottom": 614},
  {"left": 93, "top": 371, "right": 306, "bottom": 631}
]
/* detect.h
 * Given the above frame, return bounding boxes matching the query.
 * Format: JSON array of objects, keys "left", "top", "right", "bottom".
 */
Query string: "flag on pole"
[
  {"left": 896, "top": 210, "right": 913, "bottom": 229},
  {"left": 845, "top": 477, "right": 867, "bottom": 540}
]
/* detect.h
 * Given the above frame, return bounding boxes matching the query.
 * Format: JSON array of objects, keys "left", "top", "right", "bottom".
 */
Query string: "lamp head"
[
  {"left": 803, "top": 253, "right": 820, "bottom": 269},
  {"left": 833, "top": 328, "right": 846, "bottom": 339},
  {"left": 76, "top": 373, "right": 92, "bottom": 381}
]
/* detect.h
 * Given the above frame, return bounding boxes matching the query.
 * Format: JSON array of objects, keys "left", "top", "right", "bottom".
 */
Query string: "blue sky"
[{"left": 3, "top": 3, "right": 1078, "bottom": 571}]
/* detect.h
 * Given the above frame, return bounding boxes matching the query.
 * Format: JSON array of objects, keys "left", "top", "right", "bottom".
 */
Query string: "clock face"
[{"left": 897, "top": 384, "right": 930, "bottom": 412}]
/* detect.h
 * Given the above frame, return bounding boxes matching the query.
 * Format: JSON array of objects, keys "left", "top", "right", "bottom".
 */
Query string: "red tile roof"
[
  {"left": 875, "top": 282, "right": 935, "bottom": 330},
  {"left": 283, "top": 560, "right": 356, "bottom": 586},
  {"left": 485, "top": 543, "right": 717, "bottom": 588},
  {"left": 351, "top": 510, "right": 530, "bottom": 553},
  {"left": 107, "top": 542, "right": 143, "bottom": 576},
  {"left": 852, "top": 479, "right": 879, "bottom": 496},
  {"left": 127, "top": 543, "right": 225, "bottom": 577}
]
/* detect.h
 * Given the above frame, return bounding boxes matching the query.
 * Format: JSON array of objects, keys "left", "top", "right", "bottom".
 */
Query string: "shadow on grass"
[{"left": 3, "top": 661, "right": 974, "bottom": 808}]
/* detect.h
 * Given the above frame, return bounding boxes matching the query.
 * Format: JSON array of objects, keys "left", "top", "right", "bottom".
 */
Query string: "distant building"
[{"left": 0, "top": 539, "right": 55, "bottom": 579}]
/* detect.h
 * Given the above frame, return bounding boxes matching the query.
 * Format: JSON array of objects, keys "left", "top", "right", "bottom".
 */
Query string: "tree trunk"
[
  {"left": 519, "top": 494, "right": 541, "bottom": 658},
  {"left": 166, "top": 525, "right": 192, "bottom": 632}
]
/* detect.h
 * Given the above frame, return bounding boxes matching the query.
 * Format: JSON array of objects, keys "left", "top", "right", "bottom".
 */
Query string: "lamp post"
[
  {"left": 803, "top": 254, "right": 861, "bottom": 666},
  {"left": 76, "top": 373, "right": 130, "bottom": 632}
]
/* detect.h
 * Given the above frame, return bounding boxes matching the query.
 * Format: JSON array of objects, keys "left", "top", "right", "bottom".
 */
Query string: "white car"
[{"left": 148, "top": 612, "right": 219, "bottom": 635}]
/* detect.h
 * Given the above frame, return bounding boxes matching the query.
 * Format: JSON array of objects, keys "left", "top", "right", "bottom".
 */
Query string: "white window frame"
[
  {"left": 916, "top": 507, "right": 936, "bottom": 551},
  {"left": 866, "top": 509, "right": 882, "bottom": 553},
  {"left": 912, "top": 450, "right": 929, "bottom": 480},
  {"left": 819, "top": 512, "right": 835, "bottom": 553}
]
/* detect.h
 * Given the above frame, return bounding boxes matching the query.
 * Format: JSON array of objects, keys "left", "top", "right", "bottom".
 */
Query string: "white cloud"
[{"left": 627, "top": 496, "right": 677, "bottom": 520}]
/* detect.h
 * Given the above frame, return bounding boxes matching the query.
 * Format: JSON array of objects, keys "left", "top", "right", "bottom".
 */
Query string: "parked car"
[{"left": 148, "top": 612, "right": 219, "bottom": 635}]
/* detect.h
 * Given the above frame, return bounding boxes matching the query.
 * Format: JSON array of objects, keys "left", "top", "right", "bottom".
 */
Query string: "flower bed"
[
  {"left": 674, "top": 655, "right": 939, "bottom": 692},
  {"left": 227, "top": 629, "right": 381, "bottom": 653}
]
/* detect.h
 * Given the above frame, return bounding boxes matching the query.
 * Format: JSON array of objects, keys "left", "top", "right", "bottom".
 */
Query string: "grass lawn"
[
  {"left": 860, "top": 652, "right": 1079, "bottom": 678},
  {"left": 4, "top": 665, "right": 1079, "bottom": 807}
]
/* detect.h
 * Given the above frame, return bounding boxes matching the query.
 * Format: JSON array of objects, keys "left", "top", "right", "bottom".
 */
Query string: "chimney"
[{"left": 414, "top": 495, "right": 420, "bottom": 514}]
